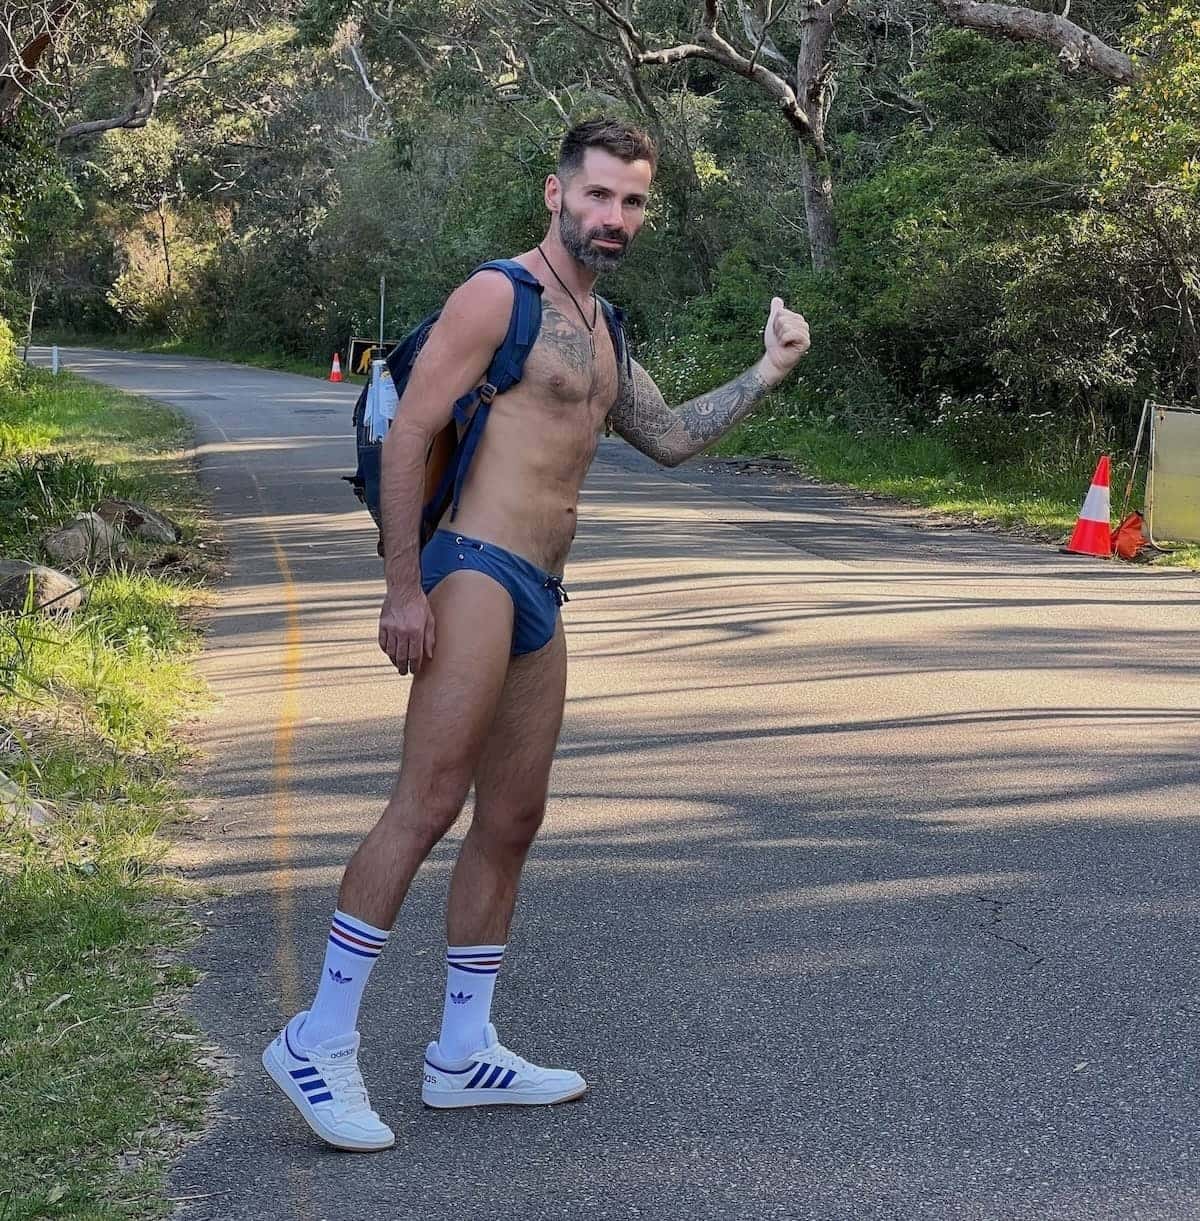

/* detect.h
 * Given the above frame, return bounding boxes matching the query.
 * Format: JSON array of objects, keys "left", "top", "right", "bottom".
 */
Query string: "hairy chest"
[{"left": 519, "top": 303, "right": 619, "bottom": 420}]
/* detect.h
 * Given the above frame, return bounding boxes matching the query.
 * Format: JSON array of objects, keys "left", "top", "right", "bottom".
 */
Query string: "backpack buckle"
[{"left": 478, "top": 382, "right": 498, "bottom": 404}]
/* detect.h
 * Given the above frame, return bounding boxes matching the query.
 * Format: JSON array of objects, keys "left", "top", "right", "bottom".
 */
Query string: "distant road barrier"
[{"left": 1147, "top": 402, "right": 1200, "bottom": 544}]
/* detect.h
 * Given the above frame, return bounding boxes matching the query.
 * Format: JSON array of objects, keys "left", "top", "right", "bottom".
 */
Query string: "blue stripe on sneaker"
[
  {"left": 284, "top": 1027, "right": 309, "bottom": 1062},
  {"left": 306, "top": 1091, "right": 333, "bottom": 1105},
  {"left": 499, "top": 1068, "right": 516, "bottom": 1089},
  {"left": 299, "top": 1078, "right": 328, "bottom": 1092},
  {"left": 328, "top": 933, "right": 380, "bottom": 959},
  {"left": 466, "top": 1063, "right": 492, "bottom": 1089},
  {"left": 447, "top": 964, "right": 499, "bottom": 975},
  {"left": 331, "top": 915, "right": 387, "bottom": 945},
  {"left": 289, "top": 1066, "right": 318, "bottom": 1080},
  {"left": 424, "top": 1058, "right": 477, "bottom": 1075},
  {"left": 482, "top": 1065, "right": 505, "bottom": 1088}
]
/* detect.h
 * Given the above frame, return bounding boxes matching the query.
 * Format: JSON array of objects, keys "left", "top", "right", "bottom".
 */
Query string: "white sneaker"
[
  {"left": 422, "top": 1023, "right": 587, "bottom": 1109},
  {"left": 262, "top": 1012, "right": 395, "bottom": 1152}
]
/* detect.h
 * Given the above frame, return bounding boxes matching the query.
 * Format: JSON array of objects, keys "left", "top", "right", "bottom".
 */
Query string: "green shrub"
[{"left": 0, "top": 314, "right": 18, "bottom": 387}]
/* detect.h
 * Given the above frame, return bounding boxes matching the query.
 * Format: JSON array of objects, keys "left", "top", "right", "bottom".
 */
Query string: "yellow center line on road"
[
  {"left": 269, "top": 533, "right": 304, "bottom": 1014},
  {"left": 193, "top": 407, "right": 306, "bottom": 1010},
  {"left": 252, "top": 487, "right": 321, "bottom": 1217}
]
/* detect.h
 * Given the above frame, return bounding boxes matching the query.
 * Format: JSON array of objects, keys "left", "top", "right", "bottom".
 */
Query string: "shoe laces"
[
  {"left": 321, "top": 1058, "right": 373, "bottom": 1116},
  {"left": 482, "top": 1042, "right": 545, "bottom": 1080}
]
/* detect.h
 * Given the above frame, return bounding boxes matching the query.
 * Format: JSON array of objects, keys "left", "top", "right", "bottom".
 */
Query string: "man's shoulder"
[{"left": 445, "top": 266, "right": 517, "bottom": 316}]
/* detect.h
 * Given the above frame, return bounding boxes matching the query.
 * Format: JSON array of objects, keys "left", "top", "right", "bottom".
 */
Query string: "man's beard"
[{"left": 558, "top": 200, "right": 631, "bottom": 273}]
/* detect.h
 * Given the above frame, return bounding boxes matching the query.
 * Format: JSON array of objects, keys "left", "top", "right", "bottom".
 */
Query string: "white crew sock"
[
  {"left": 300, "top": 908, "right": 389, "bottom": 1047},
  {"left": 436, "top": 944, "right": 506, "bottom": 1061}
]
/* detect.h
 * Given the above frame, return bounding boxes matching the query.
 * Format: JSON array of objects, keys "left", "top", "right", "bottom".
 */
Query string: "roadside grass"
[
  {"left": 1, "top": 364, "right": 215, "bottom": 1220},
  {"left": 714, "top": 408, "right": 1198, "bottom": 568}
]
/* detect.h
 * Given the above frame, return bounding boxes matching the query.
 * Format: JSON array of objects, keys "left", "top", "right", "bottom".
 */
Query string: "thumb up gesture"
[{"left": 762, "top": 297, "right": 811, "bottom": 380}]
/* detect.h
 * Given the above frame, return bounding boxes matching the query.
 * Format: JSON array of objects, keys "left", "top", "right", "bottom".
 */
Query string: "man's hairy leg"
[
  {"left": 447, "top": 623, "right": 567, "bottom": 944},
  {"left": 430, "top": 624, "right": 566, "bottom": 1060},
  {"left": 337, "top": 571, "right": 517, "bottom": 930}
]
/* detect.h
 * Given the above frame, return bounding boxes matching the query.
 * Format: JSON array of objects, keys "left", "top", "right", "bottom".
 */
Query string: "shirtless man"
[{"left": 263, "top": 117, "right": 811, "bottom": 1152}]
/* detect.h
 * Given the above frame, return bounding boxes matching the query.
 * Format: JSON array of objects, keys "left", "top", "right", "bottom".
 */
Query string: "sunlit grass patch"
[{"left": 0, "top": 367, "right": 215, "bottom": 1219}]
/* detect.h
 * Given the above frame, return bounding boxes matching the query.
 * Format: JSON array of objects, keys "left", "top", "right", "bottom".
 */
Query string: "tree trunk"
[
  {"left": 629, "top": 0, "right": 848, "bottom": 274},
  {"left": 799, "top": 143, "right": 837, "bottom": 273},
  {"left": 794, "top": 0, "right": 848, "bottom": 272},
  {"left": 24, "top": 279, "right": 38, "bottom": 362},
  {"left": 158, "top": 198, "right": 173, "bottom": 291}
]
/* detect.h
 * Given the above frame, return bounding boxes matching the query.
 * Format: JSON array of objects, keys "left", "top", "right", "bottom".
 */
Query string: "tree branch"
[
  {"left": 0, "top": 2, "right": 77, "bottom": 126},
  {"left": 521, "top": 0, "right": 619, "bottom": 48},
  {"left": 589, "top": 0, "right": 644, "bottom": 51},
  {"left": 347, "top": 35, "right": 391, "bottom": 104},
  {"left": 635, "top": 41, "right": 716, "bottom": 67},
  {"left": 633, "top": 25, "right": 816, "bottom": 140},
  {"left": 936, "top": 0, "right": 1136, "bottom": 84},
  {"left": 521, "top": 49, "right": 571, "bottom": 124},
  {"left": 740, "top": 0, "right": 792, "bottom": 72},
  {"left": 59, "top": 2, "right": 165, "bottom": 139}
]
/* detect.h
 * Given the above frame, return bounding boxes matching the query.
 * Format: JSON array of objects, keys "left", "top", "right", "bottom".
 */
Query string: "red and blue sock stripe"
[
  {"left": 328, "top": 911, "right": 388, "bottom": 960},
  {"left": 445, "top": 946, "right": 504, "bottom": 976}
]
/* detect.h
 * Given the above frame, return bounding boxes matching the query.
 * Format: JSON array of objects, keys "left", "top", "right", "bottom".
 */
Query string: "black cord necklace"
[{"left": 537, "top": 244, "right": 598, "bottom": 357}]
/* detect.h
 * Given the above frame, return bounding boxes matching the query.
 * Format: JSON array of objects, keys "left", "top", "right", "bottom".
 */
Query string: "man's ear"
[{"left": 544, "top": 173, "right": 561, "bottom": 213}]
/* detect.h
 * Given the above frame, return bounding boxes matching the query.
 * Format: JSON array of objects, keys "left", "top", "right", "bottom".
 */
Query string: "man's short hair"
[{"left": 558, "top": 117, "right": 658, "bottom": 180}]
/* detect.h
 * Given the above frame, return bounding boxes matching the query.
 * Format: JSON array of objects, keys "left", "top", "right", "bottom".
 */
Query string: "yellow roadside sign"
[{"left": 348, "top": 337, "right": 401, "bottom": 376}]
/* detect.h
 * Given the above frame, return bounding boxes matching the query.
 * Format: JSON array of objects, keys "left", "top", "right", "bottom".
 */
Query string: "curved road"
[{"left": 33, "top": 348, "right": 1200, "bottom": 1221}]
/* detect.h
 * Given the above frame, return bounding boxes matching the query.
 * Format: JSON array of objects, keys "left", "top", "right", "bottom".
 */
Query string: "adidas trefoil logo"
[
  {"left": 328, "top": 968, "right": 354, "bottom": 984},
  {"left": 449, "top": 990, "right": 473, "bottom": 1005}
]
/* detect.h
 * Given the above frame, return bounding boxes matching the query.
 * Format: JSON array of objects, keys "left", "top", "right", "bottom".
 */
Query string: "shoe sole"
[
  {"left": 422, "top": 1081, "right": 588, "bottom": 1109},
  {"left": 262, "top": 1043, "right": 395, "bottom": 1152}
]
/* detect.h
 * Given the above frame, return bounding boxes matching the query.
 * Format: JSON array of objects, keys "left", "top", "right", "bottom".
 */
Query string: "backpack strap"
[
  {"left": 598, "top": 296, "right": 631, "bottom": 438},
  {"left": 597, "top": 295, "right": 630, "bottom": 377},
  {"left": 423, "top": 260, "right": 544, "bottom": 535}
]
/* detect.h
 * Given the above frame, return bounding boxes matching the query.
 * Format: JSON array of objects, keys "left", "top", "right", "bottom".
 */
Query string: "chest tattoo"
[{"left": 538, "top": 304, "right": 593, "bottom": 378}]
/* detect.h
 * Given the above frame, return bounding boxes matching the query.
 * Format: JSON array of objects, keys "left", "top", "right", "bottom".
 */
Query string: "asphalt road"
[{"left": 32, "top": 348, "right": 1200, "bottom": 1221}]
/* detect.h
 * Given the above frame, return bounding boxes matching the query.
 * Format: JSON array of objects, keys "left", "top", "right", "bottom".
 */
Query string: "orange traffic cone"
[
  {"left": 1062, "top": 455, "right": 1112, "bottom": 558},
  {"left": 328, "top": 352, "right": 343, "bottom": 383}
]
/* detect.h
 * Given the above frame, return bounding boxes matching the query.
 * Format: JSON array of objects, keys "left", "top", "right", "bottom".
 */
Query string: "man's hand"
[
  {"left": 379, "top": 587, "right": 436, "bottom": 677},
  {"left": 608, "top": 298, "right": 810, "bottom": 467},
  {"left": 762, "top": 297, "right": 811, "bottom": 383}
]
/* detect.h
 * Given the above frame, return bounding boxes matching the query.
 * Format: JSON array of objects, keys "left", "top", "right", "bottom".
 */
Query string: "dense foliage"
[{"left": 3, "top": 0, "right": 1198, "bottom": 457}]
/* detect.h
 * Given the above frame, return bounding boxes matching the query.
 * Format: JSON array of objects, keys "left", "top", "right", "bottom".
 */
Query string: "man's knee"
[
  {"left": 386, "top": 770, "right": 473, "bottom": 849},
  {"left": 471, "top": 801, "right": 547, "bottom": 856}
]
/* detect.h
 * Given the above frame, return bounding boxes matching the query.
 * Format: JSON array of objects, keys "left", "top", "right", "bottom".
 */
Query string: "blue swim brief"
[{"left": 419, "top": 529, "right": 568, "bottom": 656}]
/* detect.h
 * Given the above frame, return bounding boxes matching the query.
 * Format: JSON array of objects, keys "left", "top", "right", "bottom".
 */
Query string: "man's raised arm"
[{"left": 608, "top": 297, "right": 811, "bottom": 468}]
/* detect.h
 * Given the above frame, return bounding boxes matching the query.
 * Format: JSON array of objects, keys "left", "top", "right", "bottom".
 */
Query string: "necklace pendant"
[{"left": 589, "top": 332, "right": 596, "bottom": 358}]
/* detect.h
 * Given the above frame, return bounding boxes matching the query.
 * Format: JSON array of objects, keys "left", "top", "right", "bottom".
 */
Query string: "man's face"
[{"left": 550, "top": 148, "right": 653, "bottom": 273}]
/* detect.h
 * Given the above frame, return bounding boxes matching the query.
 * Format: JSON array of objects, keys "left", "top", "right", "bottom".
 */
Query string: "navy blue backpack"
[{"left": 347, "top": 259, "right": 628, "bottom": 550}]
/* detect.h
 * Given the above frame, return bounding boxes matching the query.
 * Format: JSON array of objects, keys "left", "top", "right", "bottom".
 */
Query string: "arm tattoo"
[{"left": 607, "top": 358, "right": 772, "bottom": 467}]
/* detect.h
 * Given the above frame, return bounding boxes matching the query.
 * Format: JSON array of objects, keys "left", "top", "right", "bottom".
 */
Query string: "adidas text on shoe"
[
  {"left": 262, "top": 1012, "right": 394, "bottom": 1152},
  {"left": 422, "top": 1023, "right": 586, "bottom": 1109}
]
